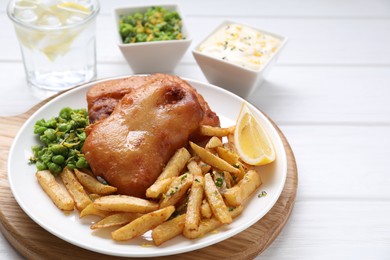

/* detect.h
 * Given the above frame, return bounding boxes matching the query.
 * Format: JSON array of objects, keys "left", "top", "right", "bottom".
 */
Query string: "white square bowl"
[
  {"left": 192, "top": 21, "right": 287, "bottom": 98},
  {"left": 114, "top": 4, "right": 192, "bottom": 74}
]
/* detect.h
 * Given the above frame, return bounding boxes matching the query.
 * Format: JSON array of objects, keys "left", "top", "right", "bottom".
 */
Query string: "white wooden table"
[{"left": 1, "top": 0, "right": 390, "bottom": 259}]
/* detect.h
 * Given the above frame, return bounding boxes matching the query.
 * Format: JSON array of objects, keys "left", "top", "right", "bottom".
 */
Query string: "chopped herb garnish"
[
  {"left": 215, "top": 177, "right": 223, "bottom": 187},
  {"left": 258, "top": 191, "right": 268, "bottom": 198},
  {"left": 228, "top": 206, "right": 236, "bottom": 212}
]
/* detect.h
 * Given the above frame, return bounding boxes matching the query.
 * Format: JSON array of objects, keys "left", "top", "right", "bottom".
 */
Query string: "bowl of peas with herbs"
[{"left": 114, "top": 4, "right": 192, "bottom": 73}]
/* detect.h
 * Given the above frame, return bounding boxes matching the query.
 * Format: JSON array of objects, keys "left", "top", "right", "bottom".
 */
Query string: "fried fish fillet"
[
  {"left": 86, "top": 74, "right": 220, "bottom": 129},
  {"left": 83, "top": 77, "right": 204, "bottom": 197}
]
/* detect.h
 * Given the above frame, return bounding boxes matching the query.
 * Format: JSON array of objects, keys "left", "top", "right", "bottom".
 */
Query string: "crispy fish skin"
[
  {"left": 83, "top": 77, "right": 204, "bottom": 198},
  {"left": 86, "top": 74, "right": 220, "bottom": 128}
]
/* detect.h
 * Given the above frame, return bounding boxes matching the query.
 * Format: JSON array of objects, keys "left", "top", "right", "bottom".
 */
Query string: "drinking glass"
[{"left": 7, "top": 0, "right": 100, "bottom": 97}]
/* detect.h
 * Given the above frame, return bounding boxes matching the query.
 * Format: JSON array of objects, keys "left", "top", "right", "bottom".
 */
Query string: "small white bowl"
[
  {"left": 192, "top": 21, "right": 287, "bottom": 98},
  {"left": 114, "top": 4, "right": 192, "bottom": 74}
]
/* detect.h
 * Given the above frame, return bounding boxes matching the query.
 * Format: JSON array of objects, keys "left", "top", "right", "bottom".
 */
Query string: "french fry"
[
  {"left": 160, "top": 173, "right": 193, "bottom": 208},
  {"left": 205, "top": 136, "right": 223, "bottom": 150},
  {"left": 200, "top": 125, "right": 235, "bottom": 137},
  {"left": 212, "top": 170, "right": 227, "bottom": 193},
  {"left": 152, "top": 214, "right": 186, "bottom": 246},
  {"left": 204, "top": 173, "right": 232, "bottom": 224},
  {"left": 184, "top": 176, "right": 204, "bottom": 233},
  {"left": 91, "top": 212, "right": 141, "bottom": 230},
  {"left": 226, "top": 134, "right": 237, "bottom": 152},
  {"left": 60, "top": 167, "right": 92, "bottom": 211},
  {"left": 216, "top": 147, "right": 245, "bottom": 180},
  {"left": 183, "top": 205, "right": 243, "bottom": 239},
  {"left": 88, "top": 193, "right": 101, "bottom": 201},
  {"left": 36, "top": 170, "right": 74, "bottom": 211},
  {"left": 79, "top": 203, "right": 110, "bottom": 218},
  {"left": 146, "top": 177, "right": 175, "bottom": 199},
  {"left": 223, "top": 170, "right": 262, "bottom": 206},
  {"left": 200, "top": 199, "right": 212, "bottom": 218},
  {"left": 190, "top": 142, "right": 241, "bottom": 175},
  {"left": 198, "top": 161, "right": 211, "bottom": 174},
  {"left": 94, "top": 195, "right": 159, "bottom": 213},
  {"left": 74, "top": 169, "right": 117, "bottom": 195},
  {"left": 112, "top": 206, "right": 175, "bottom": 241},
  {"left": 156, "top": 147, "right": 191, "bottom": 182},
  {"left": 187, "top": 160, "right": 203, "bottom": 177}
]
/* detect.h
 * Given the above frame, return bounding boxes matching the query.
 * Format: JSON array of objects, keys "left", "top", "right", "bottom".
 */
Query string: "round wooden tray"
[{"left": 0, "top": 94, "right": 298, "bottom": 260}]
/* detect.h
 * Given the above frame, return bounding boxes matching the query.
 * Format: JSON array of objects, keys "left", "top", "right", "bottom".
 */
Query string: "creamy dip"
[{"left": 197, "top": 23, "right": 281, "bottom": 71}]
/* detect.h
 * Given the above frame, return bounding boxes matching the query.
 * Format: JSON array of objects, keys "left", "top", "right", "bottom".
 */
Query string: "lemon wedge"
[
  {"left": 57, "top": 2, "right": 91, "bottom": 14},
  {"left": 234, "top": 103, "right": 275, "bottom": 166}
]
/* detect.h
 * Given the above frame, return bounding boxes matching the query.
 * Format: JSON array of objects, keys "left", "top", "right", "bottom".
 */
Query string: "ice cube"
[
  {"left": 66, "top": 15, "right": 83, "bottom": 25},
  {"left": 15, "top": 9, "right": 38, "bottom": 23},
  {"left": 38, "top": 14, "right": 62, "bottom": 28},
  {"left": 38, "top": 0, "right": 59, "bottom": 7}
]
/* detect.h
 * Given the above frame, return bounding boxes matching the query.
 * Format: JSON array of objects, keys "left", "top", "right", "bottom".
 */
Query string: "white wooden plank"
[
  {"left": 257, "top": 200, "right": 390, "bottom": 259},
  {"left": 2, "top": 14, "right": 390, "bottom": 65},
  {"left": 280, "top": 125, "right": 390, "bottom": 200},
  {"left": 2, "top": 0, "right": 390, "bottom": 18},
  {"left": 248, "top": 66, "right": 390, "bottom": 124}
]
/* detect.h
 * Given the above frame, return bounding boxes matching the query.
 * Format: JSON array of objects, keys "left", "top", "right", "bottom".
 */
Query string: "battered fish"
[
  {"left": 83, "top": 77, "right": 204, "bottom": 197},
  {"left": 86, "top": 74, "right": 220, "bottom": 129}
]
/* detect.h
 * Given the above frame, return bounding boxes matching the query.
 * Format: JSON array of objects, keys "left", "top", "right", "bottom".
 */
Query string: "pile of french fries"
[{"left": 35, "top": 125, "right": 264, "bottom": 246}]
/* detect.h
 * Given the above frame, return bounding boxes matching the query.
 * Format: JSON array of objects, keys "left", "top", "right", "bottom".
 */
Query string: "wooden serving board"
[{"left": 0, "top": 94, "right": 298, "bottom": 260}]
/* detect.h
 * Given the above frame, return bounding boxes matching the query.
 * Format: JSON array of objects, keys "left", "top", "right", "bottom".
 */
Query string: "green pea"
[
  {"left": 36, "top": 161, "right": 47, "bottom": 171},
  {"left": 48, "top": 163, "right": 62, "bottom": 175},
  {"left": 59, "top": 107, "right": 72, "bottom": 120},
  {"left": 44, "top": 128, "right": 56, "bottom": 141},
  {"left": 58, "top": 123, "right": 70, "bottom": 132},
  {"left": 76, "top": 157, "right": 88, "bottom": 169},
  {"left": 34, "top": 125, "right": 47, "bottom": 135},
  {"left": 46, "top": 118, "right": 57, "bottom": 128},
  {"left": 52, "top": 155, "right": 65, "bottom": 164},
  {"left": 50, "top": 144, "right": 68, "bottom": 156},
  {"left": 40, "top": 152, "right": 52, "bottom": 163},
  {"left": 67, "top": 162, "right": 76, "bottom": 170}
]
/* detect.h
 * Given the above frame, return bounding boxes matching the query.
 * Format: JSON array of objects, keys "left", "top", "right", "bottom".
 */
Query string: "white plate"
[{"left": 8, "top": 76, "right": 287, "bottom": 258}]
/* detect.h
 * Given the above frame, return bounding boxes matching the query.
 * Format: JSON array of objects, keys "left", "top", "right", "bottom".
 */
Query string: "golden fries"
[
  {"left": 36, "top": 170, "right": 74, "bottom": 211},
  {"left": 183, "top": 205, "right": 243, "bottom": 239},
  {"left": 184, "top": 176, "right": 204, "bottom": 233},
  {"left": 91, "top": 212, "right": 141, "bottom": 230},
  {"left": 146, "top": 177, "right": 175, "bottom": 199},
  {"left": 187, "top": 160, "right": 203, "bottom": 177},
  {"left": 160, "top": 173, "right": 193, "bottom": 208},
  {"left": 205, "top": 136, "right": 223, "bottom": 149},
  {"left": 60, "top": 167, "right": 92, "bottom": 211},
  {"left": 74, "top": 169, "right": 117, "bottom": 195},
  {"left": 112, "top": 206, "right": 175, "bottom": 241},
  {"left": 204, "top": 173, "right": 232, "bottom": 224},
  {"left": 200, "top": 199, "right": 212, "bottom": 219},
  {"left": 93, "top": 195, "right": 159, "bottom": 213},
  {"left": 36, "top": 121, "right": 270, "bottom": 246},
  {"left": 156, "top": 147, "right": 191, "bottom": 182},
  {"left": 190, "top": 142, "right": 241, "bottom": 175},
  {"left": 200, "top": 125, "right": 235, "bottom": 137},
  {"left": 79, "top": 203, "right": 110, "bottom": 218},
  {"left": 223, "top": 170, "right": 262, "bottom": 206},
  {"left": 152, "top": 214, "right": 186, "bottom": 246}
]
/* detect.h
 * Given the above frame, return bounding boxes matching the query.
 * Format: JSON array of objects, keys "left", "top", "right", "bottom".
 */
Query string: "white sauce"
[{"left": 197, "top": 23, "right": 281, "bottom": 71}]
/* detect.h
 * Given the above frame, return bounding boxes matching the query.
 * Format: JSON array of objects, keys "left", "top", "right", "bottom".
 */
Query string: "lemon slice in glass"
[
  {"left": 57, "top": 2, "right": 91, "bottom": 14},
  {"left": 234, "top": 103, "right": 276, "bottom": 166}
]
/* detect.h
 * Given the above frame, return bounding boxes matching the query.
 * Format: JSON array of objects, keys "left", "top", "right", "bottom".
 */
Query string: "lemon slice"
[
  {"left": 234, "top": 103, "right": 276, "bottom": 166},
  {"left": 57, "top": 2, "right": 91, "bottom": 14}
]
